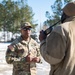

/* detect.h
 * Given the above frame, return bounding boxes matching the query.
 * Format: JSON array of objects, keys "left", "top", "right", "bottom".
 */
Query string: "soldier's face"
[{"left": 21, "top": 27, "right": 31, "bottom": 38}]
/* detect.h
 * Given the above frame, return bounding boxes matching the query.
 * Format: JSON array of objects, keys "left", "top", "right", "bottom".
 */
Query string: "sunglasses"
[{"left": 23, "top": 28, "right": 31, "bottom": 31}]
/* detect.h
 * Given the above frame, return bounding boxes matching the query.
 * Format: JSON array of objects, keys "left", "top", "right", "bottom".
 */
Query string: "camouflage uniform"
[{"left": 6, "top": 36, "right": 41, "bottom": 75}]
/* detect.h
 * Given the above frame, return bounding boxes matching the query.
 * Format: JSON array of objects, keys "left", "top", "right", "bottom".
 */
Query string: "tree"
[
  {"left": 44, "top": 0, "right": 72, "bottom": 27},
  {"left": 0, "top": 0, "right": 36, "bottom": 34}
]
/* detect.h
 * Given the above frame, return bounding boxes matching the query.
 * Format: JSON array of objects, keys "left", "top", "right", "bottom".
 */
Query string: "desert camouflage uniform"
[{"left": 6, "top": 36, "right": 41, "bottom": 75}]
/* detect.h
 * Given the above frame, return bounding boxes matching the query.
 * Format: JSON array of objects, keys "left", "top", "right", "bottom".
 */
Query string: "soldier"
[
  {"left": 39, "top": 2, "right": 75, "bottom": 75},
  {"left": 6, "top": 22, "right": 41, "bottom": 75}
]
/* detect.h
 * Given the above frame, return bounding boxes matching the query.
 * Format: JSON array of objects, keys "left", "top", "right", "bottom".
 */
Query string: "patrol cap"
[
  {"left": 21, "top": 22, "right": 32, "bottom": 29},
  {"left": 62, "top": 2, "right": 75, "bottom": 16}
]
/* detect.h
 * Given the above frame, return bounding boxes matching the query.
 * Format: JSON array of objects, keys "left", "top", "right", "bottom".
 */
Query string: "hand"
[
  {"left": 26, "top": 54, "right": 33, "bottom": 62},
  {"left": 39, "top": 30, "right": 47, "bottom": 42},
  {"left": 32, "top": 57, "right": 40, "bottom": 63}
]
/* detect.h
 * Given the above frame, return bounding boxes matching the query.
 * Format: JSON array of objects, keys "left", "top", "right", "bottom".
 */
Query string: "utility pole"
[{"left": 39, "top": 10, "right": 42, "bottom": 31}]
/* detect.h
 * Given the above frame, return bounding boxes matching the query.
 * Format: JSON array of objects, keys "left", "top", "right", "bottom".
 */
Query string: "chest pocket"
[
  {"left": 16, "top": 44, "right": 28, "bottom": 57},
  {"left": 29, "top": 44, "right": 37, "bottom": 57}
]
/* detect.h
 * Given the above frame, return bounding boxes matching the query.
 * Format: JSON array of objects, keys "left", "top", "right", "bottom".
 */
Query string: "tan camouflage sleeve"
[
  {"left": 6, "top": 48, "right": 15, "bottom": 64},
  {"left": 5, "top": 45, "right": 19, "bottom": 64},
  {"left": 35, "top": 42, "right": 42, "bottom": 63}
]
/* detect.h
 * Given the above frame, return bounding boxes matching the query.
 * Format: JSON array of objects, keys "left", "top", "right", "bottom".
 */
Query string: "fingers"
[
  {"left": 26, "top": 55, "right": 33, "bottom": 62},
  {"left": 39, "top": 30, "right": 47, "bottom": 41},
  {"left": 32, "top": 57, "right": 40, "bottom": 62}
]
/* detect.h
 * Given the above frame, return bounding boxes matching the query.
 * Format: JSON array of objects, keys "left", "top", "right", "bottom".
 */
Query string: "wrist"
[{"left": 32, "top": 57, "right": 40, "bottom": 62}]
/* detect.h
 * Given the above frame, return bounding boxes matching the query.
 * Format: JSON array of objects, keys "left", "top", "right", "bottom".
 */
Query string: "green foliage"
[
  {"left": 0, "top": 0, "right": 36, "bottom": 33},
  {"left": 44, "top": 0, "right": 72, "bottom": 26}
]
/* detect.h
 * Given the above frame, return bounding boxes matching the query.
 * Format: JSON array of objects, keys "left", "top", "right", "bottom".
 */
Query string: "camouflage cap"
[
  {"left": 21, "top": 22, "right": 32, "bottom": 29},
  {"left": 63, "top": 2, "right": 75, "bottom": 16}
]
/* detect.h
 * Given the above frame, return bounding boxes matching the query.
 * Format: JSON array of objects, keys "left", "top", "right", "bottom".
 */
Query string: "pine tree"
[{"left": 44, "top": 0, "right": 72, "bottom": 26}]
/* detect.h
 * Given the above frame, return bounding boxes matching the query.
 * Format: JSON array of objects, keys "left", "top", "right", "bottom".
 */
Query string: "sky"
[
  {"left": 28, "top": 0, "right": 55, "bottom": 24},
  {"left": 0, "top": 0, "right": 55, "bottom": 32},
  {"left": 27, "top": 0, "right": 55, "bottom": 31},
  {"left": 0, "top": 0, "right": 74, "bottom": 31}
]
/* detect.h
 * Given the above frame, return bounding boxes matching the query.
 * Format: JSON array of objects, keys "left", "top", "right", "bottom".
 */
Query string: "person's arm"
[
  {"left": 32, "top": 54, "right": 41, "bottom": 63},
  {"left": 40, "top": 30, "right": 66, "bottom": 65},
  {"left": 6, "top": 45, "right": 21, "bottom": 64},
  {"left": 6, "top": 47, "right": 16, "bottom": 64},
  {"left": 32, "top": 42, "right": 41, "bottom": 63}
]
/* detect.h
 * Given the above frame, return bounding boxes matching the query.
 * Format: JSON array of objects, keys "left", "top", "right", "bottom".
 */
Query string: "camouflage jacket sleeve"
[
  {"left": 5, "top": 44, "right": 20, "bottom": 63},
  {"left": 6, "top": 47, "right": 27, "bottom": 64},
  {"left": 34, "top": 41, "right": 42, "bottom": 63},
  {"left": 6, "top": 47, "right": 16, "bottom": 64},
  {"left": 6, "top": 37, "right": 25, "bottom": 64}
]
